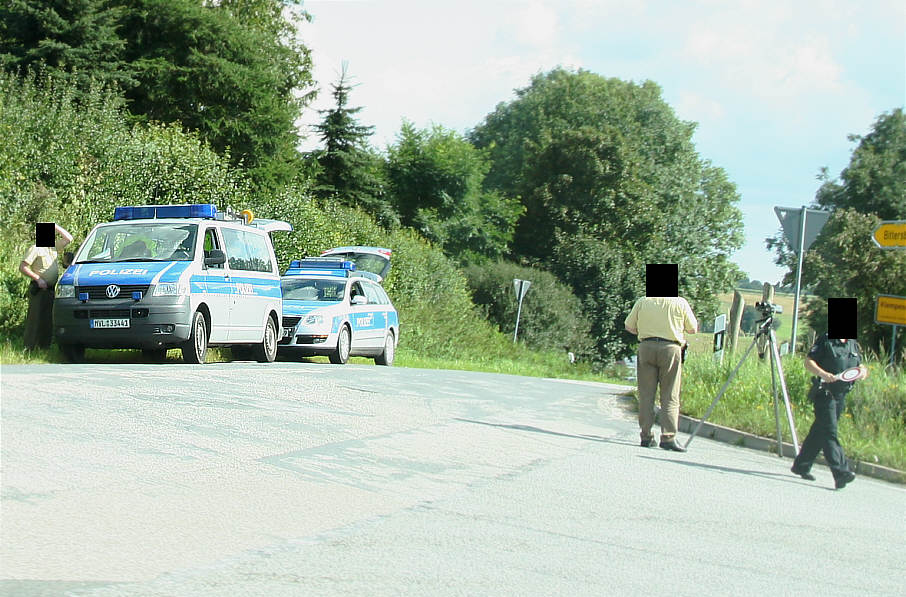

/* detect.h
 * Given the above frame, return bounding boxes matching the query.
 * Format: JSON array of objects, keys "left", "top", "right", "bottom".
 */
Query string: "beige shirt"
[
  {"left": 625, "top": 296, "right": 698, "bottom": 344},
  {"left": 22, "top": 242, "right": 67, "bottom": 285}
]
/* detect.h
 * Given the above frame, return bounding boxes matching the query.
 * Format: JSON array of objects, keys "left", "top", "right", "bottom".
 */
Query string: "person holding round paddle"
[{"left": 790, "top": 298, "right": 869, "bottom": 489}]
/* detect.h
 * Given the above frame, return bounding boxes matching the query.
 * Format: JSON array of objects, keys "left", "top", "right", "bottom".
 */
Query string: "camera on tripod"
[{"left": 755, "top": 301, "right": 783, "bottom": 316}]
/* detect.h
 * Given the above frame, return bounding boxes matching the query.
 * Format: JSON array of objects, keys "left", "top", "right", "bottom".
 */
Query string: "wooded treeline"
[{"left": 2, "top": 0, "right": 902, "bottom": 363}]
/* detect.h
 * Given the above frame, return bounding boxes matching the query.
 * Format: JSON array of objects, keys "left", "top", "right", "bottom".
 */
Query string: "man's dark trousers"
[{"left": 794, "top": 388, "right": 849, "bottom": 479}]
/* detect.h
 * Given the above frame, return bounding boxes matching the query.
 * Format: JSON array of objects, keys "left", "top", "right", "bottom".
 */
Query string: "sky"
[{"left": 292, "top": 0, "right": 905, "bottom": 285}]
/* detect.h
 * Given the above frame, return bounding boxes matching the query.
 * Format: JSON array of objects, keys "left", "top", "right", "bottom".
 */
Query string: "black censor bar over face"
[
  {"left": 36, "top": 222, "right": 55, "bottom": 247},
  {"left": 827, "top": 297, "right": 858, "bottom": 339},
  {"left": 646, "top": 263, "right": 678, "bottom": 297}
]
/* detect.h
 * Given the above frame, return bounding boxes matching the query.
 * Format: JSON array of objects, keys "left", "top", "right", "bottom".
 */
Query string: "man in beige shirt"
[
  {"left": 624, "top": 265, "right": 698, "bottom": 452},
  {"left": 20, "top": 223, "right": 73, "bottom": 349}
]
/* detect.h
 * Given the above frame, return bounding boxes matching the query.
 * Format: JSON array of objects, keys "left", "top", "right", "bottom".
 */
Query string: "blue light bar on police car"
[
  {"left": 289, "top": 258, "right": 356, "bottom": 271},
  {"left": 114, "top": 204, "right": 217, "bottom": 221}
]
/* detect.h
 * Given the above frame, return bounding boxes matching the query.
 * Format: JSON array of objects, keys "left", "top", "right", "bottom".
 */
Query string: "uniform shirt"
[
  {"left": 624, "top": 296, "right": 697, "bottom": 344},
  {"left": 22, "top": 241, "right": 66, "bottom": 285},
  {"left": 807, "top": 334, "right": 861, "bottom": 396}
]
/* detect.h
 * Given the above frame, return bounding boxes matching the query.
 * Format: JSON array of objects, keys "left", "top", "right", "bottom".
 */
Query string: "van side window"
[
  {"left": 221, "top": 228, "right": 273, "bottom": 273},
  {"left": 203, "top": 229, "right": 223, "bottom": 269}
]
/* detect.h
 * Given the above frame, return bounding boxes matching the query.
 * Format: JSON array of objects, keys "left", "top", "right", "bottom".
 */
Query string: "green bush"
[
  {"left": 0, "top": 72, "right": 250, "bottom": 337},
  {"left": 0, "top": 71, "right": 506, "bottom": 363},
  {"left": 464, "top": 261, "right": 594, "bottom": 359}
]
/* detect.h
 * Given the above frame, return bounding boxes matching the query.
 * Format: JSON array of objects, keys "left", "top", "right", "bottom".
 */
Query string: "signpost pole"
[
  {"left": 513, "top": 279, "right": 531, "bottom": 343},
  {"left": 789, "top": 206, "right": 807, "bottom": 354},
  {"left": 891, "top": 325, "right": 899, "bottom": 368}
]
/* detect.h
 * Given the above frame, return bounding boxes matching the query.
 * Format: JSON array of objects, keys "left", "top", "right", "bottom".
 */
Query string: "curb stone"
[{"left": 677, "top": 414, "right": 905, "bottom": 485}]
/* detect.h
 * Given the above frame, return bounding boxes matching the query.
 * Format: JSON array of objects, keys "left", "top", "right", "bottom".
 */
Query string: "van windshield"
[{"left": 75, "top": 223, "right": 198, "bottom": 263}]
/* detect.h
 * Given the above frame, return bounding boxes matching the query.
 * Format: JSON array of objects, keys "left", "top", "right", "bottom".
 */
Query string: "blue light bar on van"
[{"left": 114, "top": 204, "right": 217, "bottom": 221}]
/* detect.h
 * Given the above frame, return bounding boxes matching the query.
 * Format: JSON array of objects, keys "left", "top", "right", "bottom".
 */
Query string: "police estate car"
[
  {"left": 53, "top": 204, "right": 291, "bottom": 363},
  {"left": 278, "top": 247, "right": 399, "bottom": 365}
]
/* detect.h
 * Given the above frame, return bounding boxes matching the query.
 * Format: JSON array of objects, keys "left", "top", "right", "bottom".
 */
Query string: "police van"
[
  {"left": 278, "top": 247, "right": 399, "bottom": 365},
  {"left": 53, "top": 204, "right": 291, "bottom": 363}
]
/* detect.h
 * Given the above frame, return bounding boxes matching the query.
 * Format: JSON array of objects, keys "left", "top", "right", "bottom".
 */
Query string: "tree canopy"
[
  {"left": 1, "top": 0, "right": 316, "bottom": 189},
  {"left": 785, "top": 109, "right": 906, "bottom": 354},
  {"left": 471, "top": 68, "right": 744, "bottom": 361},
  {"left": 386, "top": 121, "right": 523, "bottom": 263}
]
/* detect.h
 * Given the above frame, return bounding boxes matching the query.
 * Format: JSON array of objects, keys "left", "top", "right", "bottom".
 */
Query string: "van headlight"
[
  {"left": 55, "top": 284, "right": 75, "bottom": 298},
  {"left": 303, "top": 314, "right": 324, "bottom": 326},
  {"left": 153, "top": 282, "right": 189, "bottom": 296}
]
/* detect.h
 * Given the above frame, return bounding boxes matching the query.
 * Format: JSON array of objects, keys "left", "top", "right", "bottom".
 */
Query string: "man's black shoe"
[
  {"left": 659, "top": 440, "right": 686, "bottom": 452},
  {"left": 834, "top": 471, "right": 856, "bottom": 489},
  {"left": 791, "top": 465, "right": 816, "bottom": 481},
  {"left": 640, "top": 439, "right": 654, "bottom": 447}
]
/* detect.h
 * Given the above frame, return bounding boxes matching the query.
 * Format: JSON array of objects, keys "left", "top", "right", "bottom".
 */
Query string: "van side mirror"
[
  {"left": 204, "top": 249, "right": 226, "bottom": 267},
  {"left": 351, "top": 295, "right": 368, "bottom": 306}
]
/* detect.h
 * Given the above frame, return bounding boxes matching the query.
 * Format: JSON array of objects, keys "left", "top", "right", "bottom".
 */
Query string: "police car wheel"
[
  {"left": 329, "top": 325, "right": 351, "bottom": 365},
  {"left": 181, "top": 311, "right": 208, "bottom": 364},
  {"left": 253, "top": 316, "right": 278, "bottom": 363},
  {"left": 60, "top": 343, "right": 84, "bottom": 363},
  {"left": 375, "top": 331, "right": 395, "bottom": 366}
]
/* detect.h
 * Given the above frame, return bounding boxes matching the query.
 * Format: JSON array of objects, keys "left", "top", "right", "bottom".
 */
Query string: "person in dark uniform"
[{"left": 791, "top": 298, "right": 868, "bottom": 489}]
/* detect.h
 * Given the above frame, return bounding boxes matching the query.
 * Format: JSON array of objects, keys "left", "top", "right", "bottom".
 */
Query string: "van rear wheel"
[
  {"left": 252, "top": 316, "right": 278, "bottom": 363},
  {"left": 181, "top": 311, "right": 208, "bottom": 364}
]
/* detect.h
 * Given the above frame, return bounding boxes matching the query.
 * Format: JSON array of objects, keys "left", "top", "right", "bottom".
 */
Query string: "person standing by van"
[{"left": 20, "top": 222, "right": 73, "bottom": 349}]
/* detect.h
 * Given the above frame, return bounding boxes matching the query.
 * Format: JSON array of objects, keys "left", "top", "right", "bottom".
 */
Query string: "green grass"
[{"left": 0, "top": 335, "right": 628, "bottom": 385}]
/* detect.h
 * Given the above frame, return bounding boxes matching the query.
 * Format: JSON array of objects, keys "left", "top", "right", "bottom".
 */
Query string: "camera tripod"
[{"left": 684, "top": 312, "right": 800, "bottom": 455}]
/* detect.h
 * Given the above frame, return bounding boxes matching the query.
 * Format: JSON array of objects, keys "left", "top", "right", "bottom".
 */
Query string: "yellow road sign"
[
  {"left": 872, "top": 220, "right": 906, "bottom": 249},
  {"left": 876, "top": 295, "right": 906, "bottom": 326}
]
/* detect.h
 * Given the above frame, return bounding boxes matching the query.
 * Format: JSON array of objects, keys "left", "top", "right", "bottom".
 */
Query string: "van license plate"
[
  {"left": 91, "top": 318, "right": 130, "bottom": 329},
  {"left": 282, "top": 327, "right": 294, "bottom": 338}
]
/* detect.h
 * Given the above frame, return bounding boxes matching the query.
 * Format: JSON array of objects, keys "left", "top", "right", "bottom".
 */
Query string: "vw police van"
[
  {"left": 278, "top": 247, "right": 399, "bottom": 365},
  {"left": 53, "top": 204, "right": 291, "bottom": 363}
]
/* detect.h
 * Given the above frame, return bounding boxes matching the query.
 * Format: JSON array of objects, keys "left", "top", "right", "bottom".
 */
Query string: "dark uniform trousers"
[
  {"left": 792, "top": 336, "right": 860, "bottom": 480},
  {"left": 794, "top": 387, "right": 849, "bottom": 478},
  {"left": 24, "top": 283, "right": 55, "bottom": 349}
]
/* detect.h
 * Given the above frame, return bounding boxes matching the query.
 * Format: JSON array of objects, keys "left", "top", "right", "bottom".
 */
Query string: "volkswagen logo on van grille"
[{"left": 105, "top": 284, "right": 121, "bottom": 299}]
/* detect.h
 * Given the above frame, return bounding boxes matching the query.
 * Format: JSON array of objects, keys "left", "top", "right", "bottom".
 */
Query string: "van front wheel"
[
  {"left": 253, "top": 316, "right": 278, "bottom": 363},
  {"left": 181, "top": 311, "right": 208, "bottom": 364}
]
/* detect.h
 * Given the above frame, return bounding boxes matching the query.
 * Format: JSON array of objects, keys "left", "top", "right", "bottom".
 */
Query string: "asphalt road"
[{"left": 1, "top": 362, "right": 903, "bottom": 596}]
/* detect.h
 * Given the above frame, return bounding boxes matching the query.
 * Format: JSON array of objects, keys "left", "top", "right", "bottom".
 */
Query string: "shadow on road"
[
  {"left": 638, "top": 454, "right": 835, "bottom": 489},
  {"left": 454, "top": 418, "right": 638, "bottom": 447}
]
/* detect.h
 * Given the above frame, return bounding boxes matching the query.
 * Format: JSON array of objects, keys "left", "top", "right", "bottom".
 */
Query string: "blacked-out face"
[
  {"left": 646, "top": 264, "right": 678, "bottom": 297},
  {"left": 827, "top": 297, "right": 858, "bottom": 339}
]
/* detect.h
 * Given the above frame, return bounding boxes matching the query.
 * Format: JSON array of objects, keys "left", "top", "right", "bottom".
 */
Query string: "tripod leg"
[
  {"left": 770, "top": 352, "right": 783, "bottom": 456},
  {"left": 769, "top": 331, "right": 800, "bottom": 454},
  {"left": 684, "top": 336, "right": 759, "bottom": 449}
]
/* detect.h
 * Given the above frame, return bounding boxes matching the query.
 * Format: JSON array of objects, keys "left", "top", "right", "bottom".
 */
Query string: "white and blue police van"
[
  {"left": 53, "top": 204, "right": 291, "bottom": 363},
  {"left": 278, "top": 247, "right": 399, "bottom": 365}
]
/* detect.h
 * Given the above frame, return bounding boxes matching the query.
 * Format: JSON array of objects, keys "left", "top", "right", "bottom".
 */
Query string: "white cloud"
[{"left": 513, "top": 2, "right": 560, "bottom": 47}]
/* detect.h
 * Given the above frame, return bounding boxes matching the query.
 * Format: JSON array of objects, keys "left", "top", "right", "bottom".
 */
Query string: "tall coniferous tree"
[{"left": 311, "top": 64, "right": 391, "bottom": 223}]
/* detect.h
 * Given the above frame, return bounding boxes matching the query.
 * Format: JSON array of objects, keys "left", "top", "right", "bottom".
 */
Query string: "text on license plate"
[
  {"left": 91, "top": 318, "right": 130, "bottom": 329},
  {"left": 282, "top": 327, "right": 294, "bottom": 338}
]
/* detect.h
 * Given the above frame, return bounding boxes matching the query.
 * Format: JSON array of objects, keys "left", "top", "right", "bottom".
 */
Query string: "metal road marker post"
[{"left": 513, "top": 278, "right": 531, "bottom": 343}]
